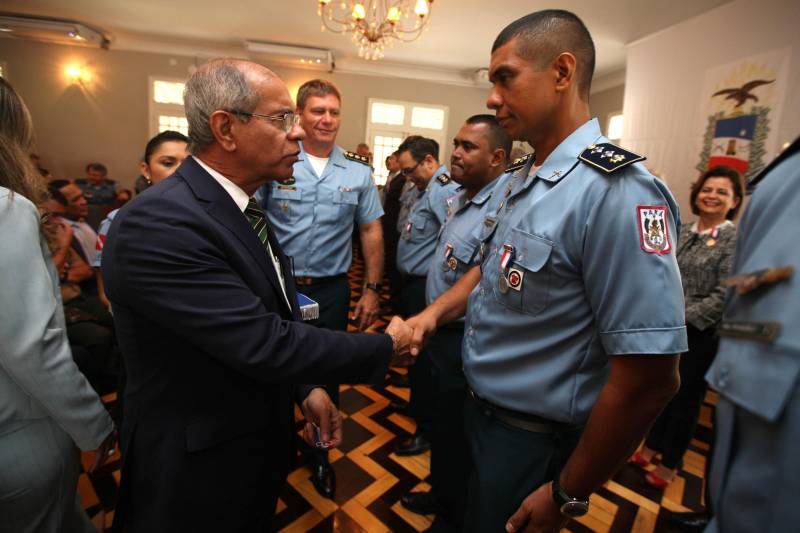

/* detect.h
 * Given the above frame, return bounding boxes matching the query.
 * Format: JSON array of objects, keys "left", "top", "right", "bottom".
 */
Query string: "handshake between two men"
[{"left": 299, "top": 313, "right": 437, "bottom": 450}]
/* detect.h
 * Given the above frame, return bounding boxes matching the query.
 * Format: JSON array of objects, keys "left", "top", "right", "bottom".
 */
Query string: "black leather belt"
[
  {"left": 469, "top": 390, "right": 581, "bottom": 434},
  {"left": 294, "top": 274, "right": 346, "bottom": 286}
]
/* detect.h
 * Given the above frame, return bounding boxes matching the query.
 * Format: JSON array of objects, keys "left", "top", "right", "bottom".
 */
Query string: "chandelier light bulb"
[
  {"left": 387, "top": 6, "right": 401, "bottom": 23},
  {"left": 352, "top": 3, "right": 366, "bottom": 20},
  {"left": 414, "top": 0, "right": 429, "bottom": 17}
]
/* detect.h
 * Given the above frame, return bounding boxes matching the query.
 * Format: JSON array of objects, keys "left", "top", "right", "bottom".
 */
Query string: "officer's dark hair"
[
  {"left": 296, "top": 79, "right": 341, "bottom": 110},
  {"left": 397, "top": 136, "right": 439, "bottom": 163},
  {"left": 85, "top": 162, "right": 107, "bottom": 175},
  {"left": 690, "top": 166, "right": 745, "bottom": 221},
  {"left": 492, "top": 10, "right": 595, "bottom": 101},
  {"left": 47, "top": 179, "right": 71, "bottom": 206},
  {"left": 465, "top": 114, "right": 512, "bottom": 161},
  {"left": 143, "top": 130, "right": 189, "bottom": 164}
]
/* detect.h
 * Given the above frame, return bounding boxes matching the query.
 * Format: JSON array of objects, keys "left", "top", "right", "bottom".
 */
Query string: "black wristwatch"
[
  {"left": 364, "top": 282, "right": 382, "bottom": 293},
  {"left": 552, "top": 478, "right": 589, "bottom": 518}
]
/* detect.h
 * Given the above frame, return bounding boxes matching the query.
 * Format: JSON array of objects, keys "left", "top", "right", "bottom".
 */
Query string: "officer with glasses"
[{"left": 256, "top": 78, "right": 384, "bottom": 499}]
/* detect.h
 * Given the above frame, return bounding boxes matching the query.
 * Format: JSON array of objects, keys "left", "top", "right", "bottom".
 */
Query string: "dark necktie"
[{"left": 245, "top": 197, "right": 271, "bottom": 248}]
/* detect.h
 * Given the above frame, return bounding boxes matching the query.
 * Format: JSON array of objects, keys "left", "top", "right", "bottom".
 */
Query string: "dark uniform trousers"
[
  {"left": 297, "top": 274, "right": 350, "bottom": 464},
  {"left": 398, "top": 275, "right": 434, "bottom": 436},
  {"left": 427, "top": 324, "right": 471, "bottom": 531},
  {"left": 463, "top": 396, "right": 583, "bottom": 533},
  {"left": 645, "top": 324, "right": 719, "bottom": 469}
]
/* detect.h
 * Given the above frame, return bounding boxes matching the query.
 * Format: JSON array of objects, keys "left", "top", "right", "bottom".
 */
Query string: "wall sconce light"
[{"left": 65, "top": 64, "right": 91, "bottom": 85}]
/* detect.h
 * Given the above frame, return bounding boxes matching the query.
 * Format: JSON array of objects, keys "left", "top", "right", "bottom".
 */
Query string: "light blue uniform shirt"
[
  {"left": 92, "top": 209, "right": 119, "bottom": 268},
  {"left": 463, "top": 118, "right": 688, "bottom": 425},
  {"left": 258, "top": 144, "right": 383, "bottom": 277},
  {"left": 705, "top": 142, "right": 800, "bottom": 533},
  {"left": 425, "top": 178, "right": 502, "bottom": 305},
  {"left": 397, "top": 165, "right": 460, "bottom": 276}
]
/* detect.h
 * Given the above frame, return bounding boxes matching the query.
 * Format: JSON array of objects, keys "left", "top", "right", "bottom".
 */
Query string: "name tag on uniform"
[
  {"left": 718, "top": 320, "right": 781, "bottom": 343},
  {"left": 277, "top": 185, "right": 297, "bottom": 191}
]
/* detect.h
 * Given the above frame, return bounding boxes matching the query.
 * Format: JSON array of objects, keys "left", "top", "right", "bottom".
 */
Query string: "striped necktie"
[{"left": 245, "top": 197, "right": 270, "bottom": 247}]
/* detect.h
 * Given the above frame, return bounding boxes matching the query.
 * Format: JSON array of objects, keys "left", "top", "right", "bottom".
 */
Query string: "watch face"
[{"left": 560, "top": 500, "right": 589, "bottom": 518}]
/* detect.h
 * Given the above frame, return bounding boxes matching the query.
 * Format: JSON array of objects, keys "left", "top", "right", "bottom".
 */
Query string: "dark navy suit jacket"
[{"left": 104, "top": 156, "right": 391, "bottom": 532}]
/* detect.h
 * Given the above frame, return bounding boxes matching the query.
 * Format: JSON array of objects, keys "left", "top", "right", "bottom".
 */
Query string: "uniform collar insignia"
[
  {"left": 343, "top": 150, "right": 371, "bottom": 166},
  {"left": 504, "top": 152, "right": 534, "bottom": 173}
]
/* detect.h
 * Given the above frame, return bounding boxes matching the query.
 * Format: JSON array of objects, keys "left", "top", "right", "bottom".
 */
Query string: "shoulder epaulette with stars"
[
  {"left": 504, "top": 152, "right": 534, "bottom": 173},
  {"left": 436, "top": 173, "right": 451, "bottom": 185},
  {"left": 578, "top": 142, "right": 645, "bottom": 174},
  {"left": 343, "top": 150, "right": 371, "bottom": 166}
]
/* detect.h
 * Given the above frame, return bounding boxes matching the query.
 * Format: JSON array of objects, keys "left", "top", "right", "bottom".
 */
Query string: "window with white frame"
[
  {"left": 365, "top": 98, "right": 449, "bottom": 185},
  {"left": 149, "top": 77, "right": 189, "bottom": 137},
  {"left": 607, "top": 111, "right": 624, "bottom": 142}
]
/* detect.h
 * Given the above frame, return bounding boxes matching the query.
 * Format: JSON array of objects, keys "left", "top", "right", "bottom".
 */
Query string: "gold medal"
[
  {"left": 706, "top": 238, "right": 716, "bottom": 247},
  {"left": 447, "top": 257, "right": 458, "bottom": 271}
]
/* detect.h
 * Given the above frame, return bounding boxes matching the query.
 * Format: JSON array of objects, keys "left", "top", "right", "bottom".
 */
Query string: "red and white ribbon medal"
[{"left": 498, "top": 244, "right": 514, "bottom": 293}]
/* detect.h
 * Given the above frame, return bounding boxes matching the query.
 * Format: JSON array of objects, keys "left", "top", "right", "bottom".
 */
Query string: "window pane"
[
  {"left": 370, "top": 102, "right": 405, "bottom": 125},
  {"left": 411, "top": 106, "right": 444, "bottom": 130},
  {"left": 371, "top": 134, "right": 403, "bottom": 185},
  {"left": 158, "top": 114, "right": 189, "bottom": 136},
  {"left": 607, "top": 113, "right": 624, "bottom": 141},
  {"left": 154, "top": 80, "right": 185, "bottom": 105}
]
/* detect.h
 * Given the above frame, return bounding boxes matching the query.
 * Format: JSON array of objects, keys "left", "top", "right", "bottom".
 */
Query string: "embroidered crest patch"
[{"left": 637, "top": 205, "right": 672, "bottom": 255}]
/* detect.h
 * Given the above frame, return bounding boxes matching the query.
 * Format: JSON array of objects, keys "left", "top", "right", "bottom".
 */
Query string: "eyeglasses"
[
  {"left": 400, "top": 160, "right": 422, "bottom": 177},
  {"left": 226, "top": 109, "right": 299, "bottom": 133}
]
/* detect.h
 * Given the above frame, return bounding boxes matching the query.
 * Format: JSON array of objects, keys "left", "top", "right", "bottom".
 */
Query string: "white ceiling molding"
[
  {"left": 590, "top": 68, "right": 626, "bottom": 94},
  {"left": 111, "top": 29, "right": 246, "bottom": 61}
]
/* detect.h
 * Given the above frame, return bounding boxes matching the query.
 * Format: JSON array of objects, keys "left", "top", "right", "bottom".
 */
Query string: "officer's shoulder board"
[
  {"left": 343, "top": 150, "right": 371, "bottom": 166},
  {"left": 436, "top": 173, "right": 451, "bottom": 185},
  {"left": 504, "top": 152, "right": 534, "bottom": 173},
  {"left": 578, "top": 142, "right": 645, "bottom": 174}
]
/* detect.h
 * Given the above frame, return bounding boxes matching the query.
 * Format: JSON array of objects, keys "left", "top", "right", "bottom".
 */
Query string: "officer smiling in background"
[{"left": 258, "top": 79, "right": 385, "bottom": 499}]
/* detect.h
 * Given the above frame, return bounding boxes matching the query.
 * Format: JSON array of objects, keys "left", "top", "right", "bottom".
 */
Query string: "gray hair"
[{"left": 183, "top": 59, "right": 261, "bottom": 154}]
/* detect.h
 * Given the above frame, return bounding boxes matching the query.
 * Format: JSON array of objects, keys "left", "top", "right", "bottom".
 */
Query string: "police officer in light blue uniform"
[
  {"left": 394, "top": 136, "right": 459, "bottom": 457},
  {"left": 399, "top": 116, "right": 510, "bottom": 528},
  {"left": 404, "top": 11, "right": 687, "bottom": 532},
  {"left": 258, "top": 79, "right": 384, "bottom": 499},
  {"left": 705, "top": 137, "right": 800, "bottom": 533}
]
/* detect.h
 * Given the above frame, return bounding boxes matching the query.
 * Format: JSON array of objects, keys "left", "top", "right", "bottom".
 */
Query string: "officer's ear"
[
  {"left": 489, "top": 148, "right": 506, "bottom": 169},
  {"left": 209, "top": 110, "right": 238, "bottom": 152},
  {"left": 552, "top": 52, "right": 577, "bottom": 94}
]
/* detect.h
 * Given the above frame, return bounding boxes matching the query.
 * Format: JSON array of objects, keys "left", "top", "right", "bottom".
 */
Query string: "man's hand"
[
  {"left": 55, "top": 219, "right": 74, "bottom": 250},
  {"left": 301, "top": 387, "right": 343, "bottom": 449},
  {"left": 90, "top": 430, "right": 117, "bottom": 473},
  {"left": 386, "top": 316, "right": 415, "bottom": 366},
  {"left": 506, "top": 482, "right": 566, "bottom": 533},
  {"left": 353, "top": 289, "right": 380, "bottom": 330},
  {"left": 406, "top": 312, "right": 438, "bottom": 356}
]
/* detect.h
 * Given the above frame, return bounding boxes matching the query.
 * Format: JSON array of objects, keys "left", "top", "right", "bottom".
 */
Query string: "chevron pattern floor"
[{"left": 80, "top": 248, "right": 712, "bottom": 532}]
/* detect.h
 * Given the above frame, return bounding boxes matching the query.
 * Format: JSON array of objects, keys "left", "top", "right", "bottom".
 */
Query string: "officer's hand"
[
  {"left": 406, "top": 312, "right": 437, "bottom": 356},
  {"left": 386, "top": 316, "right": 415, "bottom": 366},
  {"left": 506, "top": 482, "right": 566, "bottom": 533},
  {"left": 353, "top": 289, "right": 380, "bottom": 330},
  {"left": 90, "top": 429, "right": 117, "bottom": 473},
  {"left": 301, "top": 387, "right": 343, "bottom": 449}
]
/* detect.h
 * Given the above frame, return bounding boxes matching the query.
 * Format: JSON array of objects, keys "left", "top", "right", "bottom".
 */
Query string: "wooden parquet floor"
[{"left": 80, "top": 248, "right": 712, "bottom": 532}]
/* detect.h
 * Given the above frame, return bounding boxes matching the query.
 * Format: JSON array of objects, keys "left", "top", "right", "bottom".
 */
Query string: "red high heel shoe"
[
  {"left": 645, "top": 471, "right": 672, "bottom": 489},
  {"left": 629, "top": 451, "right": 650, "bottom": 469}
]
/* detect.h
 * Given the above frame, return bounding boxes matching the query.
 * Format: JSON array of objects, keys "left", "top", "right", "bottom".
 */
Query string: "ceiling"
[{"left": 3, "top": 0, "right": 731, "bottom": 78}]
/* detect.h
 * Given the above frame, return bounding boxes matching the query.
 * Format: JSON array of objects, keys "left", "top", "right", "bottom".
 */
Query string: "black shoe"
[
  {"left": 395, "top": 433, "right": 431, "bottom": 456},
  {"left": 668, "top": 511, "right": 710, "bottom": 531},
  {"left": 390, "top": 373, "right": 410, "bottom": 387},
  {"left": 389, "top": 400, "right": 410, "bottom": 413},
  {"left": 401, "top": 491, "right": 441, "bottom": 515},
  {"left": 310, "top": 463, "right": 336, "bottom": 499}
]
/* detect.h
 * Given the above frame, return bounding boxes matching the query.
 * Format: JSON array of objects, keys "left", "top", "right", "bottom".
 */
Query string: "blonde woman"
[{"left": 0, "top": 77, "right": 114, "bottom": 532}]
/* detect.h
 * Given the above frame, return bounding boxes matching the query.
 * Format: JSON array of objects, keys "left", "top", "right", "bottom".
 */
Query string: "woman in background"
[
  {"left": 94, "top": 130, "right": 188, "bottom": 309},
  {"left": 631, "top": 166, "right": 744, "bottom": 489},
  {"left": 0, "top": 78, "right": 114, "bottom": 532}
]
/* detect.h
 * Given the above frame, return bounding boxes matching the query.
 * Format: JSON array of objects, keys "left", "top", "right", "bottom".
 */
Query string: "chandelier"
[{"left": 318, "top": 0, "right": 434, "bottom": 61}]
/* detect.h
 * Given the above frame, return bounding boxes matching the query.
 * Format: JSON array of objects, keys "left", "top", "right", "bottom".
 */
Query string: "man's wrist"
[{"left": 363, "top": 281, "right": 382, "bottom": 294}]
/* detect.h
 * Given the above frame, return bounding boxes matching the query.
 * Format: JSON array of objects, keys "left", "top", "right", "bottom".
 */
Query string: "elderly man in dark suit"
[{"left": 103, "top": 59, "right": 413, "bottom": 533}]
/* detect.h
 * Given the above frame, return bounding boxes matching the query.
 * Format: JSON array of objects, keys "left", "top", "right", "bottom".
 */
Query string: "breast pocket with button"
[
  {"left": 408, "top": 211, "right": 436, "bottom": 243},
  {"left": 270, "top": 187, "right": 302, "bottom": 224},
  {"left": 333, "top": 189, "right": 359, "bottom": 222},
  {"left": 444, "top": 233, "right": 479, "bottom": 284},
  {"left": 493, "top": 227, "right": 553, "bottom": 316}
]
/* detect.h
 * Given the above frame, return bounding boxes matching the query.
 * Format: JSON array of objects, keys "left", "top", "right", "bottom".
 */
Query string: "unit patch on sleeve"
[
  {"left": 343, "top": 151, "right": 371, "bottom": 166},
  {"left": 579, "top": 143, "right": 645, "bottom": 173},
  {"left": 637, "top": 205, "right": 672, "bottom": 255},
  {"left": 437, "top": 173, "right": 451, "bottom": 185}
]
